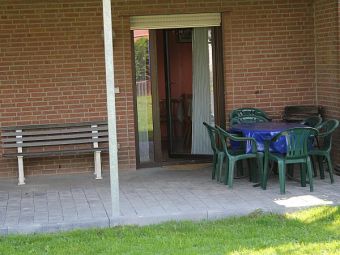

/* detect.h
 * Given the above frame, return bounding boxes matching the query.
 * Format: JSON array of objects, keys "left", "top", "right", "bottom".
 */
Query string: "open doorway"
[{"left": 133, "top": 26, "right": 225, "bottom": 167}]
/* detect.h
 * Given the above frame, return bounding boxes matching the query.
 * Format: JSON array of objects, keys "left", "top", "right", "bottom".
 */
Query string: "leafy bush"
[{"left": 134, "top": 37, "right": 149, "bottom": 82}]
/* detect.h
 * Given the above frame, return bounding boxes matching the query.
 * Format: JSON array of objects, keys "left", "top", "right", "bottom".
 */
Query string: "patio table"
[{"left": 230, "top": 122, "right": 307, "bottom": 154}]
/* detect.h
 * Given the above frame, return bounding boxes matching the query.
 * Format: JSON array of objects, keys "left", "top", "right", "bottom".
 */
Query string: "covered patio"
[
  {"left": 0, "top": 165, "right": 339, "bottom": 234},
  {"left": 1, "top": 0, "right": 340, "bottom": 235}
]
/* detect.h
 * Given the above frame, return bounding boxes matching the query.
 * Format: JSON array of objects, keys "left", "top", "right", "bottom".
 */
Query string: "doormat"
[{"left": 163, "top": 163, "right": 212, "bottom": 170}]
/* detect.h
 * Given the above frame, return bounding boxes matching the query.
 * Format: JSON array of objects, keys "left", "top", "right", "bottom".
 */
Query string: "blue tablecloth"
[{"left": 230, "top": 122, "right": 307, "bottom": 154}]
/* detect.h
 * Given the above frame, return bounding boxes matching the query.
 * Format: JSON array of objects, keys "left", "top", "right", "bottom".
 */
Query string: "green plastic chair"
[
  {"left": 301, "top": 116, "right": 322, "bottom": 128},
  {"left": 309, "top": 119, "right": 339, "bottom": 183},
  {"left": 300, "top": 116, "right": 322, "bottom": 175},
  {"left": 262, "top": 127, "right": 318, "bottom": 194},
  {"left": 203, "top": 122, "right": 225, "bottom": 182},
  {"left": 230, "top": 108, "right": 271, "bottom": 121},
  {"left": 230, "top": 115, "right": 269, "bottom": 126},
  {"left": 299, "top": 116, "right": 322, "bottom": 177},
  {"left": 230, "top": 115, "right": 268, "bottom": 182},
  {"left": 216, "top": 126, "right": 263, "bottom": 188}
]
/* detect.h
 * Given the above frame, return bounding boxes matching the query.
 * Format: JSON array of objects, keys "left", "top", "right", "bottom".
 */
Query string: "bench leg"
[
  {"left": 94, "top": 151, "right": 102, "bottom": 180},
  {"left": 17, "top": 156, "right": 25, "bottom": 185}
]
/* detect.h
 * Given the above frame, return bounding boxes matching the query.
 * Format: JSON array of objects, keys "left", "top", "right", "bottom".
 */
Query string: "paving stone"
[
  {"left": 41, "top": 224, "right": 61, "bottom": 233},
  {"left": 7, "top": 225, "right": 43, "bottom": 234},
  {"left": 0, "top": 227, "right": 8, "bottom": 235},
  {"left": 71, "top": 218, "right": 109, "bottom": 230},
  {"left": 0, "top": 168, "right": 339, "bottom": 235}
]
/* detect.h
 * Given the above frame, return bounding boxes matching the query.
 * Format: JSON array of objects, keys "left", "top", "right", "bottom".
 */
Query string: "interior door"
[
  {"left": 164, "top": 28, "right": 219, "bottom": 158},
  {"left": 165, "top": 29, "right": 193, "bottom": 156}
]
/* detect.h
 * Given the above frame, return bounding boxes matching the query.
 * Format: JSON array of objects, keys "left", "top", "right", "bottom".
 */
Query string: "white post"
[
  {"left": 102, "top": 0, "right": 120, "bottom": 217},
  {"left": 92, "top": 124, "right": 102, "bottom": 179},
  {"left": 94, "top": 151, "right": 102, "bottom": 179},
  {"left": 17, "top": 156, "right": 25, "bottom": 185},
  {"left": 16, "top": 130, "right": 25, "bottom": 185}
]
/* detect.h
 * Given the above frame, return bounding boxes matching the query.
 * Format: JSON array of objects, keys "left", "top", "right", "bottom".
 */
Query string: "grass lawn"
[
  {"left": 0, "top": 206, "right": 339, "bottom": 255},
  {"left": 137, "top": 95, "right": 153, "bottom": 132}
]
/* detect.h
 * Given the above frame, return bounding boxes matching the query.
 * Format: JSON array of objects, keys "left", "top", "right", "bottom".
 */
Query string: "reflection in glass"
[{"left": 134, "top": 30, "right": 154, "bottom": 162}]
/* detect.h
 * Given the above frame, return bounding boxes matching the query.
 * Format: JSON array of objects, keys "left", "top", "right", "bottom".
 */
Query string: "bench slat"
[
  {"left": 2, "top": 132, "right": 108, "bottom": 143},
  {"left": 2, "top": 138, "right": 108, "bottom": 148},
  {"left": 2, "top": 147, "right": 109, "bottom": 158},
  {"left": 1, "top": 121, "right": 109, "bottom": 183},
  {"left": 1, "top": 126, "right": 108, "bottom": 137},
  {"left": 1, "top": 121, "right": 108, "bottom": 131}
]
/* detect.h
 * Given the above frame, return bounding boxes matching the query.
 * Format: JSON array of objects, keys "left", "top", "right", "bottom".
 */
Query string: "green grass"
[
  {"left": 137, "top": 95, "right": 153, "bottom": 132},
  {"left": 0, "top": 206, "right": 339, "bottom": 255}
]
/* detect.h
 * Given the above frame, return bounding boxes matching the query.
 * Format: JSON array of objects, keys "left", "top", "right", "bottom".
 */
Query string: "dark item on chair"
[
  {"left": 309, "top": 119, "right": 339, "bottom": 183},
  {"left": 230, "top": 108, "right": 271, "bottom": 121},
  {"left": 283, "top": 105, "right": 324, "bottom": 123},
  {"left": 301, "top": 116, "right": 323, "bottom": 128},
  {"left": 230, "top": 115, "right": 269, "bottom": 126},
  {"left": 216, "top": 126, "right": 263, "bottom": 189},
  {"left": 203, "top": 122, "right": 225, "bottom": 182},
  {"left": 262, "top": 127, "right": 318, "bottom": 194}
]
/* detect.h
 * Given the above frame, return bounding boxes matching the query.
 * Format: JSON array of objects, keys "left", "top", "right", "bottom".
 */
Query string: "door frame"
[
  {"left": 163, "top": 27, "right": 226, "bottom": 159},
  {"left": 149, "top": 30, "right": 163, "bottom": 164},
  {"left": 132, "top": 30, "right": 162, "bottom": 169},
  {"left": 132, "top": 26, "right": 226, "bottom": 167},
  {"left": 212, "top": 26, "right": 226, "bottom": 129}
]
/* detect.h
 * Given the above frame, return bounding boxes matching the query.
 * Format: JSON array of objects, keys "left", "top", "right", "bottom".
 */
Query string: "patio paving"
[{"left": 0, "top": 165, "right": 339, "bottom": 234}]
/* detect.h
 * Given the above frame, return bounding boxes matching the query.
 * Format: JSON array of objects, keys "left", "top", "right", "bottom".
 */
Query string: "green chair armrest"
[
  {"left": 317, "top": 131, "right": 329, "bottom": 138},
  {"left": 217, "top": 126, "right": 258, "bottom": 153},
  {"left": 228, "top": 134, "right": 258, "bottom": 153}
]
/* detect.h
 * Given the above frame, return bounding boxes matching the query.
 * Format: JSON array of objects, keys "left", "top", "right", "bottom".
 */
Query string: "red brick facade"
[
  {"left": 0, "top": 0, "right": 339, "bottom": 178},
  {"left": 0, "top": 1, "right": 110, "bottom": 177}
]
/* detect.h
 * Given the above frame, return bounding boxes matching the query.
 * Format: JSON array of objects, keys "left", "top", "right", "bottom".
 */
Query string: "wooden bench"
[
  {"left": 283, "top": 105, "right": 324, "bottom": 122},
  {"left": 1, "top": 121, "right": 108, "bottom": 185}
]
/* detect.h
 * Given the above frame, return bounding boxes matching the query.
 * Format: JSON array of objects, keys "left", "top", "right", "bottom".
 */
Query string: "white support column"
[
  {"left": 92, "top": 124, "right": 103, "bottom": 179},
  {"left": 102, "top": 0, "right": 120, "bottom": 217},
  {"left": 16, "top": 130, "right": 25, "bottom": 185}
]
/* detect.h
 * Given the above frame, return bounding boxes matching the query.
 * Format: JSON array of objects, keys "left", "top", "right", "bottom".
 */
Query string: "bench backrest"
[{"left": 1, "top": 121, "right": 108, "bottom": 152}]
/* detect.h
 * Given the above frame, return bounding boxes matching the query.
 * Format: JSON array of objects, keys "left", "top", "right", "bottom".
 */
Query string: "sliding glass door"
[
  {"left": 133, "top": 30, "right": 154, "bottom": 163},
  {"left": 133, "top": 26, "right": 225, "bottom": 166}
]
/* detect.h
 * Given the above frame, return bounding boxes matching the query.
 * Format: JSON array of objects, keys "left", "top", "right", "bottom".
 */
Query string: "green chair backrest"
[
  {"left": 272, "top": 127, "right": 318, "bottom": 160},
  {"left": 301, "top": 116, "right": 322, "bottom": 128},
  {"left": 215, "top": 126, "right": 233, "bottom": 157},
  {"left": 231, "top": 115, "right": 268, "bottom": 126},
  {"left": 203, "top": 122, "right": 219, "bottom": 153},
  {"left": 316, "top": 119, "right": 339, "bottom": 151},
  {"left": 230, "top": 108, "right": 271, "bottom": 120}
]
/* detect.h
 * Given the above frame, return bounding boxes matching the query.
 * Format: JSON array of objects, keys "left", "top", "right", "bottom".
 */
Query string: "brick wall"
[
  {"left": 0, "top": 0, "right": 134, "bottom": 177},
  {"left": 111, "top": 0, "right": 316, "bottom": 148},
  {"left": 314, "top": 0, "right": 340, "bottom": 166},
  {"left": 0, "top": 0, "right": 335, "bottom": 178},
  {"left": 223, "top": 1, "right": 315, "bottom": 120}
]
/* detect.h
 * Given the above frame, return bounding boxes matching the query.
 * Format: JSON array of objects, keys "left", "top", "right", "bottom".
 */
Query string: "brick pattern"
[
  {"left": 314, "top": 0, "right": 340, "bottom": 165},
  {"left": 0, "top": 1, "right": 134, "bottom": 177},
  {"left": 0, "top": 0, "right": 338, "bottom": 178},
  {"left": 112, "top": 0, "right": 316, "bottom": 121},
  {"left": 224, "top": 2, "right": 316, "bottom": 120}
]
